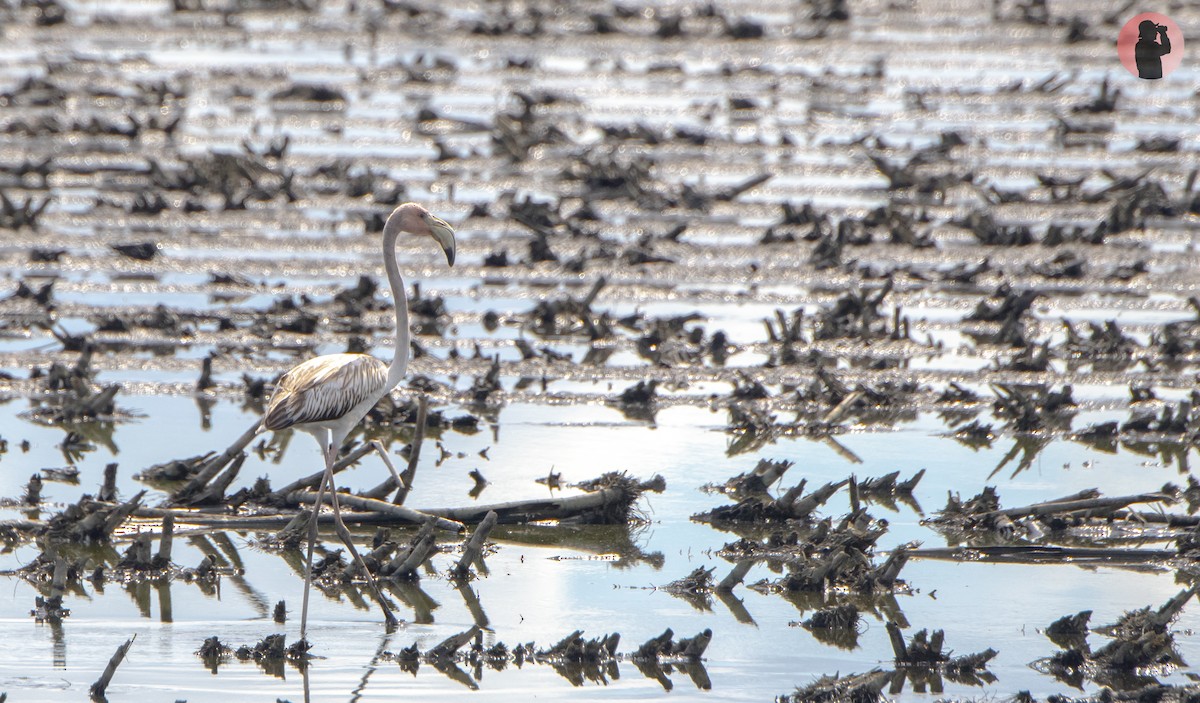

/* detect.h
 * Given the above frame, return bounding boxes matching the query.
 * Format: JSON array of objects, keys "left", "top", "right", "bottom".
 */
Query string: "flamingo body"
[
  {"left": 258, "top": 202, "right": 455, "bottom": 642},
  {"left": 263, "top": 353, "right": 390, "bottom": 442}
]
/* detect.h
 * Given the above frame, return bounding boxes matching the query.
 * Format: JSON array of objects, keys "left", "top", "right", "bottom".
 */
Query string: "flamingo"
[{"left": 261, "top": 202, "right": 455, "bottom": 642}]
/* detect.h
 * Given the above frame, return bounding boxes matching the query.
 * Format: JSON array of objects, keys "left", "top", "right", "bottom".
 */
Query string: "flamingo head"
[{"left": 386, "top": 203, "right": 456, "bottom": 266}]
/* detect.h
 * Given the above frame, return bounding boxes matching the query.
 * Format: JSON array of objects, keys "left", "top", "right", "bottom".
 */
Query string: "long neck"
[{"left": 382, "top": 228, "right": 410, "bottom": 388}]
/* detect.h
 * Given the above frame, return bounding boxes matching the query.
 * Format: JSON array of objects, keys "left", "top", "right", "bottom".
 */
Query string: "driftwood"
[
  {"left": 42, "top": 490, "right": 147, "bottom": 544},
  {"left": 885, "top": 621, "right": 996, "bottom": 673},
  {"left": 1046, "top": 609, "right": 1091, "bottom": 645},
  {"left": 274, "top": 509, "right": 314, "bottom": 547},
  {"left": 185, "top": 454, "right": 246, "bottom": 506},
  {"left": 1040, "top": 589, "right": 1196, "bottom": 685},
  {"left": 5, "top": 474, "right": 659, "bottom": 561},
  {"left": 97, "top": 463, "right": 118, "bottom": 502},
  {"left": 858, "top": 469, "right": 925, "bottom": 496},
  {"left": 665, "top": 566, "right": 715, "bottom": 593},
  {"left": 425, "top": 474, "right": 662, "bottom": 525},
  {"left": 1096, "top": 586, "right": 1196, "bottom": 638},
  {"left": 293, "top": 490, "right": 463, "bottom": 533},
  {"left": 931, "top": 486, "right": 1176, "bottom": 540},
  {"left": 343, "top": 538, "right": 398, "bottom": 581},
  {"left": 986, "top": 491, "right": 1171, "bottom": 520},
  {"left": 631, "top": 627, "right": 712, "bottom": 660},
  {"left": 381, "top": 623, "right": 712, "bottom": 691},
  {"left": 538, "top": 629, "right": 620, "bottom": 663},
  {"left": 745, "top": 538, "right": 914, "bottom": 595},
  {"left": 118, "top": 533, "right": 154, "bottom": 569},
  {"left": 802, "top": 604, "right": 861, "bottom": 650}
]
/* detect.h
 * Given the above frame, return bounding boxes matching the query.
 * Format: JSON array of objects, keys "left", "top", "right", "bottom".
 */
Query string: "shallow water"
[
  {"left": 4, "top": 395, "right": 1200, "bottom": 701},
  {"left": 4, "top": 0, "right": 1200, "bottom": 700}
]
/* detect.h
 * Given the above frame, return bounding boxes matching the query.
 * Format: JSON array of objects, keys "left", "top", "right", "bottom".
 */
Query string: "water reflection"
[
  {"left": 432, "top": 657, "right": 480, "bottom": 690},
  {"left": 10, "top": 384, "right": 1200, "bottom": 701},
  {"left": 382, "top": 650, "right": 712, "bottom": 693},
  {"left": 456, "top": 581, "right": 488, "bottom": 628},
  {"left": 347, "top": 630, "right": 393, "bottom": 703},
  {"left": 197, "top": 627, "right": 714, "bottom": 696},
  {"left": 777, "top": 588, "right": 909, "bottom": 630},
  {"left": 632, "top": 658, "right": 711, "bottom": 691},
  {"left": 714, "top": 589, "right": 755, "bottom": 625},
  {"left": 387, "top": 580, "right": 439, "bottom": 624},
  {"left": 33, "top": 615, "right": 68, "bottom": 668},
  {"left": 494, "top": 523, "right": 664, "bottom": 569},
  {"left": 988, "top": 435, "right": 1052, "bottom": 479}
]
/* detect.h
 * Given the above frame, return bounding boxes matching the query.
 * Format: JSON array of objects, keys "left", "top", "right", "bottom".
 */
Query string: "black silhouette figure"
[{"left": 1135, "top": 20, "right": 1172, "bottom": 79}]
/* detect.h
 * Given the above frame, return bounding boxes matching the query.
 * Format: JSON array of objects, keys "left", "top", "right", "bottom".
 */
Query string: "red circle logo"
[{"left": 1117, "top": 13, "right": 1184, "bottom": 79}]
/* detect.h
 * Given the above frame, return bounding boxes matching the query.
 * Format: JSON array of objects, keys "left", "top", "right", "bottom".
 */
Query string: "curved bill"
[{"left": 423, "top": 213, "right": 456, "bottom": 266}]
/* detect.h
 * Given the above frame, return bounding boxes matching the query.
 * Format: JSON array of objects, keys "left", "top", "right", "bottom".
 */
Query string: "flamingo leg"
[
  {"left": 298, "top": 444, "right": 332, "bottom": 643},
  {"left": 320, "top": 448, "right": 400, "bottom": 630}
]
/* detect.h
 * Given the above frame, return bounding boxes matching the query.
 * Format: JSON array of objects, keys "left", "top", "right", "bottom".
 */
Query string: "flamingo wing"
[{"left": 263, "top": 353, "right": 389, "bottom": 431}]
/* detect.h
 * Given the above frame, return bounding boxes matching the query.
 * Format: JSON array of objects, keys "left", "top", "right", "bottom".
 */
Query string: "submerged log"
[{"left": 30, "top": 473, "right": 664, "bottom": 543}]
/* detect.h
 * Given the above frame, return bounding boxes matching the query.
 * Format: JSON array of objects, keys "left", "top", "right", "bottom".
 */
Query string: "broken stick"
[
  {"left": 90, "top": 634, "right": 136, "bottom": 702},
  {"left": 393, "top": 395, "right": 428, "bottom": 506},
  {"left": 450, "top": 510, "right": 498, "bottom": 580}
]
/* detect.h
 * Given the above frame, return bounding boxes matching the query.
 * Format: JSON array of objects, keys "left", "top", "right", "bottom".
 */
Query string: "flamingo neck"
[{"left": 382, "top": 228, "right": 410, "bottom": 389}]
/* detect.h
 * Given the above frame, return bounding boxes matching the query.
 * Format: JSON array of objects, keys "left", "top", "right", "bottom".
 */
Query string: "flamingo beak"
[{"left": 424, "top": 214, "right": 456, "bottom": 266}]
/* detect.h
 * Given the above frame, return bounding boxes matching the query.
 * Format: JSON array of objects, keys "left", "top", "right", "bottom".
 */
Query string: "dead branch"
[
  {"left": 393, "top": 395, "right": 428, "bottom": 506},
  {"left": 267, "top": 442, "right": 374, "bottom": 500},
  {"left": 90, "top": 635, "right": 136, "bottom": 702},
  {"left": 986, "top": 491, "right": 1171, "bottom": 520},
  {"left": 170, "top": 422, "right": 259, "bottom": 503},
  {"left": 450, "top": 510, "right": 498, "bottom": 580},
  {"left": 293, "top": 490, "right": 463, "bottom": 533}
]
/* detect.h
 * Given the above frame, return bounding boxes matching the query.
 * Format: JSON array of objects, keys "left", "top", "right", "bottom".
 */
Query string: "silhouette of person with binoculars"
[{"left": 1136, "top": 20, "right": 1172, "bottom": 79}]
